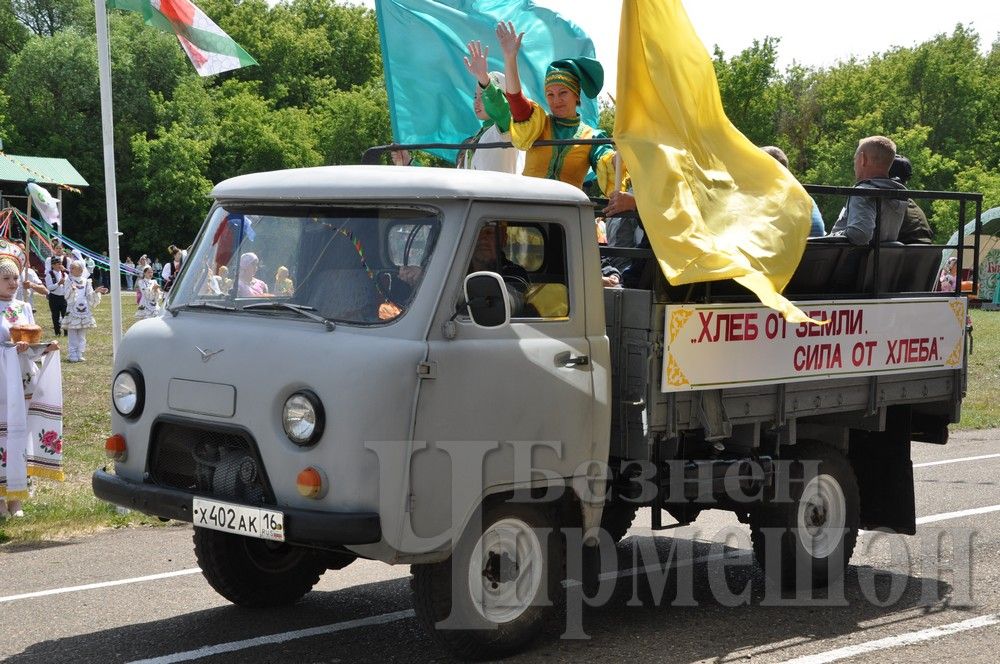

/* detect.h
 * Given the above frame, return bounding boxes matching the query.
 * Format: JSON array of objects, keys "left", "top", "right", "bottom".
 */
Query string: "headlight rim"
[
  {"left": 282, "top": 389, "right": 325, "bottom": 447},
  {"left": 112, "top": 368, "right": 145, "bottom": 420}
]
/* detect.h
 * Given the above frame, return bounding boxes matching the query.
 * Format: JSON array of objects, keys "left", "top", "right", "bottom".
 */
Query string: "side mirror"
[{"left": 463, "top": 271, "right": 510, "bottom": 329}]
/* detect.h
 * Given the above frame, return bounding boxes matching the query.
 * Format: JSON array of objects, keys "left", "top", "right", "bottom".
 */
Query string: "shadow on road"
[
  {"left": 0, "top": 537, "right": 76, "bottom": 553},
  {"left": 4, "top": 534, "right": 962, "bottom": 664}
]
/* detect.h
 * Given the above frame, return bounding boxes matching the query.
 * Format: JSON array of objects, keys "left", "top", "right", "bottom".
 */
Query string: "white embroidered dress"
[
  {"left": 64, "top": 276, "right": 101, "bottom": 329},
  {"left": 135, "top": 278, "right": 160, "bottom": 319},
  {"left": 0, "top": 298, "right": 64, "bottom": 499}
]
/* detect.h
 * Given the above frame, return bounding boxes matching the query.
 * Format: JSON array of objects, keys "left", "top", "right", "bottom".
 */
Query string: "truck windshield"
[{"left": 169, "top": 205, "right": 441, "bottom": 325}]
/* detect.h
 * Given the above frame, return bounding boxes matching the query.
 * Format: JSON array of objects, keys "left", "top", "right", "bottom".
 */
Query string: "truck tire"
[
  {"left": 193, "top": 527, "right": 327, "bottom": 607},
  {"left": 750, "top": 440, "right": 860, "bottom": 591},
  {"left": 410, "top": 502, "right": 564, "bottom": 660}
]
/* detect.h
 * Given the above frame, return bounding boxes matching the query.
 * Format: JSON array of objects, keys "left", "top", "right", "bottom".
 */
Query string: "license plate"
[{"left": 192, "top": 497, "right": 285, "bottom": 542}]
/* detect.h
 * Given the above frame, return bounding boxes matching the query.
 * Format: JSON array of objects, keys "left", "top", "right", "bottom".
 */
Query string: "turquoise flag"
[{"left": 375, "top": 0, "right": 600, "bottom": 162}]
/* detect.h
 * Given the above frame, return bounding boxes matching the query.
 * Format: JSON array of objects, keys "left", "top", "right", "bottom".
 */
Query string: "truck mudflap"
[{"left": 92, "top": 469, "right": 382, "bottom": 546}]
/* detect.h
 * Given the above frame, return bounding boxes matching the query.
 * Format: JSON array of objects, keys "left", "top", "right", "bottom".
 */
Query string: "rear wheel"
[
  {"left": 193, "top": 527, "right": 329, "bottom": 607},
  {"left": 750, "top": 440, "right": 860, "bottom": 590},
  {"left": 411, "top": 502, "right": 563, "bottom": 660}
]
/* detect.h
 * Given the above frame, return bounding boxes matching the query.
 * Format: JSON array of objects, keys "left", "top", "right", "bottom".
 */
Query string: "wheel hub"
[
  {"left": 796, "top": 473, "right": 847, "bottom": 558},
  {"left": 467, "top": 517, "right": 544, "bottom": 624},
  {"left": 483, "top": 550, "right": 520, "bottom": 588},
  {"left": 807, "top": 500, "right": 828, "bottom": 529}
]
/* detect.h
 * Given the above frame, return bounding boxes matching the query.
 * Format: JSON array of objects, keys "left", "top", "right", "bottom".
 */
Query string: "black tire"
[
  {"left": 193, "top": 527, "right": 327, "bottom": 607},
  {"left": 750, "top": 440, "right": 860, "bottom": 591},
  {"left": 410, "top": 502, "right": 564, "bottom": 661},
  {"left": 600, "top": 499, "right": 638, "bottom": 544}
]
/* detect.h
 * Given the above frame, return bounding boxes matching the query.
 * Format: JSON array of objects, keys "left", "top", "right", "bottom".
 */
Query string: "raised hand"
[
  {"left": 463, "top": 40, "right": 491, "bottom": 86},
  {"left": 390, "top": 149, "right": 412, "bottom": 166},
  {"left": 496, "top": 21, "right": 523, "bottom": 61}
]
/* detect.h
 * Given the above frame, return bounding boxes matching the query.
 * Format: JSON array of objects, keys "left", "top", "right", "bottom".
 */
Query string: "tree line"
[{"left": 0, "top": 0, "right": 996, "bottom": 256}]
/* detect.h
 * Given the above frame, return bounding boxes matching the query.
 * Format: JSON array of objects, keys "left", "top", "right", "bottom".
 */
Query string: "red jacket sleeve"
[{"left": 504, "top": 91, "right": 533, "bottom": 123}]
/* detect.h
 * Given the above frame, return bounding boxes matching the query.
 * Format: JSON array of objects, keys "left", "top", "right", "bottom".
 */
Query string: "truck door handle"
[{"left": 556, "top": 351, "right": 589, "bottom": 367}]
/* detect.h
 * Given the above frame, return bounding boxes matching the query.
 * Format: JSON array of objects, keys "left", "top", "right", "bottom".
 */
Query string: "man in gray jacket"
[{"left": 829, "top": 135, "right": 908, "bottom": 245}]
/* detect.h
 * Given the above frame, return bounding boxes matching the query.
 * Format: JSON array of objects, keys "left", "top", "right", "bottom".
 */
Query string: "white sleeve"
[{"left": 88, "top": 280, "right": 102, "bottom": 307}]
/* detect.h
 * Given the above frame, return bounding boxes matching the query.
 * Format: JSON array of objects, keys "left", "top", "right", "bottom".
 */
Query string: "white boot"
[{"left": 7, "top": 499, "right": 24, "bottom": 517}]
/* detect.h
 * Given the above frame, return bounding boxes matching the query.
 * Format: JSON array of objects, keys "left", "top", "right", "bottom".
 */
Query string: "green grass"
[
  {"left": 959, "top": 308, "right": 1000, "bottom": 430},
  {"left": 1, "top": 295, "right": 997, "bottom": 545}
]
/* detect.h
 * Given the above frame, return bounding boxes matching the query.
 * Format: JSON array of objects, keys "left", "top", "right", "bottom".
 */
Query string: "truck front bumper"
[{"left": 92, "top": 469, "right": 382, "bottom": 546}]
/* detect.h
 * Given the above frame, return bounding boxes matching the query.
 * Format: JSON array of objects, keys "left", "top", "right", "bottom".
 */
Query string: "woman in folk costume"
[
  {"left": 135, "top": 265, "right": 161, "bottom": 319},
  {"left": 456, "top": 41, "right": 524, "bottom": 174},
  {"left": 64, "top": 260, "right": 108, "bottom": 362},
  {"left": 496, "top": 21, "right": 620, "bottom": 195},
  {"left": 0, "top": 239, "right": 61, "bottom": 518}
]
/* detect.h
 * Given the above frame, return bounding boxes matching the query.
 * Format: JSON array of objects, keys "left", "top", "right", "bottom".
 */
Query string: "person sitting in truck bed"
[
  {"left": 888, "top": 155, "right": 933, "bottom": 244},
  {"left": 761, "top": 145, "right": 826, "bottom": 237},
  {"left": 827, "top": 135, "right": 908, "bottom": 245},
  {"left": 600, "top": 189, "right": 651, "bottom": 288}
]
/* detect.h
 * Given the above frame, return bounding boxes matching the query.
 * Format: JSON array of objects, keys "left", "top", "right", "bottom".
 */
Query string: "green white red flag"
[{"left": 107, "top": 0, "right": 257, "bottom": 76}]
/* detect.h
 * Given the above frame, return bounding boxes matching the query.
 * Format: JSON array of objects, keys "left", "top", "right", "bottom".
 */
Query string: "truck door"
[{"left": 405, "top": 203, "right": 599, "bottom": 548}]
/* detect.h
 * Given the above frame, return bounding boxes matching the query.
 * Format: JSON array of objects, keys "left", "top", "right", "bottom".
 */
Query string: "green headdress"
[{"left": 544, "top": 57, "right": 604, "bottom": 99}]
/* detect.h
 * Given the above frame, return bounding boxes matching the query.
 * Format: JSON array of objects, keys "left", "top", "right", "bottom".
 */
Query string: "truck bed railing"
[
  {"left": 598, "top": 186, "right": 983, "bottom": 302},
  {"left": 361, "top": 138, "right": 615, "bottom": 165},
  {"left": 362, "top": 140, "right": 983, "bottom": 301}
]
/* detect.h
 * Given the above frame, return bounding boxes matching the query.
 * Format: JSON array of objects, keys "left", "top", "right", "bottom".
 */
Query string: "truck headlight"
[
  {"left": 282, "top": 390, "right": 324, "bottom": 446},
  {"left": 112, "top": 369, "right": 144, "bottom": 419}
]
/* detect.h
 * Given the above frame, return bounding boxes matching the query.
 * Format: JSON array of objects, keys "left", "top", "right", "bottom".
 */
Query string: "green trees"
[
  {"left": 0, "top": 0, "right": 389, "bottom": 255},
  {"left": 712, "top": 37, "right": 783, "bottom": 147},
  {"left": 0, "top": 2, "right": 994, "bottom": 255},
  {"left": 710, "top": 25, "right": 1000, "bottom": 239}
]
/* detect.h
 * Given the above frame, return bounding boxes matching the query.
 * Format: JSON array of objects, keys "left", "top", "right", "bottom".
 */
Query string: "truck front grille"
[{"left": 148, "top": 421, "right": 275, "bottom": 505}]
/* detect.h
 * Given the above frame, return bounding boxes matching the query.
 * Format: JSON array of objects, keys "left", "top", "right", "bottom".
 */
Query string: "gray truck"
[{"left": 93, "top": 165, "right": 978, "bottom": 659}]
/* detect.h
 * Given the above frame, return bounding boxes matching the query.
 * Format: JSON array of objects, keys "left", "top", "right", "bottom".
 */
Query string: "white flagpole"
[{"left": 94, "top": 0, "right": 124, "bottom": 355}]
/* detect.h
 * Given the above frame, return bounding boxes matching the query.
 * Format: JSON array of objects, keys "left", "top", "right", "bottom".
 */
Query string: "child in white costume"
[
  {"left": 64, "top": 260, "right": 108, "bottom": 362},
  {"left": 135, "top": 266, "right": 161, "bottom": 319},
  {"left": 0, "top": 239, "right": 60, "bottom": 518}
]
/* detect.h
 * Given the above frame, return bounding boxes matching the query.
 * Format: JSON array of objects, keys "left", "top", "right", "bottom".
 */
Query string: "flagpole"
[{"left": 94, "top": 0, "right": 124, "bottom": 355}]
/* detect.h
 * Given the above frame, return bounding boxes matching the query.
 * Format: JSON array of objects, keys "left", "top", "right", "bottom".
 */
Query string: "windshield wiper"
[
  {"left": 169, "top": 301, "right": 236, "bottom": 315},
  {"left": 241, "top": 301, "right": 336, "bottom": 331}
]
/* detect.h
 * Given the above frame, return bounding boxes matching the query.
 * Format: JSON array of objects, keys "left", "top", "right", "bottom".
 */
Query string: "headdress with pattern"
[{"left": 0, "top": 238, "right": 25, "bottom": 277}]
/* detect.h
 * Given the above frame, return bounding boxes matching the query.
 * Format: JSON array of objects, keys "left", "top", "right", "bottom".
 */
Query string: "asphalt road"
[{"left": 2, "top": 429, "right": 1000, "bottom": 664}]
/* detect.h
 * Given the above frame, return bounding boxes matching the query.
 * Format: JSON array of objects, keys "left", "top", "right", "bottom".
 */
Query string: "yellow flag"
[{"left": 615, "top": 0, "right": 816, "bottom": 322}]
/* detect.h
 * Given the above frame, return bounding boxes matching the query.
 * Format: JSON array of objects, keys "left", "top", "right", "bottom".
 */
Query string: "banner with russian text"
[{"left": 662, "top": 298, "right": 967, "bottom": 392}]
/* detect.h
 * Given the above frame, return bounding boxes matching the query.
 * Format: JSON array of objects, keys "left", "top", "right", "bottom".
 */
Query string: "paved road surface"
[{"left": 2, "top": 429, "right": 999, "bottom": 663}]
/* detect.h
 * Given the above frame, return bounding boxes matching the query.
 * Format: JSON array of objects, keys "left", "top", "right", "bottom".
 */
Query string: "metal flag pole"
[{"left": 94, "top": 0, "right": 124, "bottom": 355}]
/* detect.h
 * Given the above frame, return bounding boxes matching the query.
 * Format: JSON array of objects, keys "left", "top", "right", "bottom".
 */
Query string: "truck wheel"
[
  {"left": 600, "top": 500, "right": 638, "bottom": 543},
  {"left": 410, "top": 502, "right": 563, "bottom": 660},
  {"left": 193, "top": 527, "right": 327, "bottom": 607},
  {"left": 750, "top": 440, "right": 860, "bottom": 591}
]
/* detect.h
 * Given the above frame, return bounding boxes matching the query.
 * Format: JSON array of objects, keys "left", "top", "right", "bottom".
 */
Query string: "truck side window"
[{"left": 466, "top": 220, "right": 569, "bottom": 320}]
